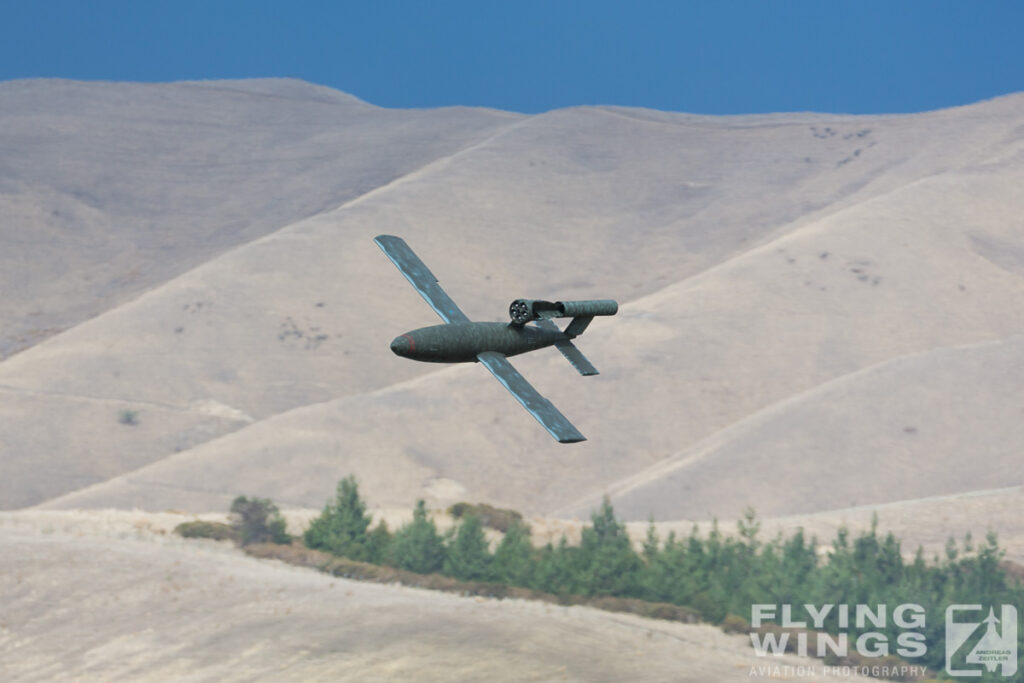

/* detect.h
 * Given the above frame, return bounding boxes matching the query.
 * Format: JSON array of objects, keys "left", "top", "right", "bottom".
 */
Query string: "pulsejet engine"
[{"left": 508, "top": 298, "right": 618, "bottom": 337}]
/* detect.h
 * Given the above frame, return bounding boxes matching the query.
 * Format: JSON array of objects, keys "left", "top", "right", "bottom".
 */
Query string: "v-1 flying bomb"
[{"left": 375, "top": 235, "right": 616, "bottom": 443}]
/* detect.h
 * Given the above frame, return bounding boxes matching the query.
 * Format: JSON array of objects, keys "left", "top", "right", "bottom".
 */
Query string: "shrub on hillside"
[
  {"left": 174, "top": 520, "right": 238, "bottom": 542},
  {"left": 230, "top": 495, "right": 291, "bottom": 546},
  {"left": 720, "top": 614, "right": 750, "bottom": 634},
  {"left": 448, "top": 502, "right": 523, "bottom": 533}
]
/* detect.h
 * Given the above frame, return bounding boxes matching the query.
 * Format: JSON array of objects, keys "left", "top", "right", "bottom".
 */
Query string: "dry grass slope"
[
  {"left": 0, "top": 511, "right": 872, "bottom": 682},
  {"left": 2, "top": 81, "right": 1022, "bottom": 534}
]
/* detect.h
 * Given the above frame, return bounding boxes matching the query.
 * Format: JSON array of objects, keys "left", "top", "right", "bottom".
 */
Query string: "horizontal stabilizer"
[
  {"left": 554, "top": 340, "right": 599, "bottom": 376},
  {"left": 531, "top": 318, "right": 599, "bottom": 375}
]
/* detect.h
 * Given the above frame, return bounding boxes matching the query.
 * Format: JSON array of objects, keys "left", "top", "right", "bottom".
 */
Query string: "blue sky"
[{"left": 2, "top": 1, "right": 1022, "bottom": 115}]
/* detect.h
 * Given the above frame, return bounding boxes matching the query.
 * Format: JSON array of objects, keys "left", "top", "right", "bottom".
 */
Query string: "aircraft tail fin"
[
  {"left": 563, "top": 315, "right": 594, "bottom": 338},
  {"left": 553, "top": 339, "right": 599, "bottom": 376}
]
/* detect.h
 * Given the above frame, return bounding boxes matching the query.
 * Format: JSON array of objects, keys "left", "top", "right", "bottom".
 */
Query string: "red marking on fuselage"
[{"left": 402, "top": 334, "right": 416, "bottom": 352}]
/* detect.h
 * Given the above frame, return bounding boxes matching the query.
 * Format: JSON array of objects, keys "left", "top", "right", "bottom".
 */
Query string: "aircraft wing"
[
  {"left": 374, "top": 235, "right": 470, "bottom": 324},
  {"left": 476, "top": 351, "right": 586, "bottom": 443}
]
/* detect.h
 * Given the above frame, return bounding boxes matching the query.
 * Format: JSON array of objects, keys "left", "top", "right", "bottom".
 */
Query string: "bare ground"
[{"left": 0, "top": 511, "right": 872, "bottom": 682}]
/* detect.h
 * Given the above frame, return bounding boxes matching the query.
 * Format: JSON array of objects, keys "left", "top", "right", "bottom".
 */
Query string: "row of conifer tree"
[{"left": 239, "top": 475, "right": 1023, "bottom": 674}]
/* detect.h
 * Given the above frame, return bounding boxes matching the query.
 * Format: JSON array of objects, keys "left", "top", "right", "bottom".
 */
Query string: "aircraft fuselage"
[{"left": 390, "top": 322, "right": 566, "bottom": 363}]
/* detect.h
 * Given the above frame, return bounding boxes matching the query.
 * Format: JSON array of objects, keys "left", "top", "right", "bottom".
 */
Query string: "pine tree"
[
  {"left": 443, "top": 514, "right": 492, "bottom": 581},
  {"left": 391, "top": 500, "right": 446, "bottom": 574},
  {"left": 737, "top": 507, "right": 761, "bottom": 551},
  {"left": 813, "top": 525, "right": 855, "bottom": 612},
  {"left": 576, "top": 497, "right": 641, "bottom": 596},
  {"left": 772, "top": 527, "right": 816, "bottom": 606},
  {"left": 492, "top": 521, "right": 534, "bottom": 586},
  {"left": 726, "top": 508, "right": 770, "bottom": 614},
  {"left": 641, "top": 517, "right": 660, "bottom": 563},
  {"left": 367, "top": 520, "right": 392, "bottom": 565},
  {"left": 532, "top": 537, "right": 579, "bottom": 596},
  {"left": 303, "top": 475, "right": 372, "bottom": 560}
]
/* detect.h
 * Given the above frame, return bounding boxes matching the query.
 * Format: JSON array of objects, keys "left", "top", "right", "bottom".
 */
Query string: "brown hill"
[
  {"left": 2, "top": 81, "right": 1022, "bottom": 525},
  {"left": 0, "top": 77, "right": 514, "bottom": 360}
]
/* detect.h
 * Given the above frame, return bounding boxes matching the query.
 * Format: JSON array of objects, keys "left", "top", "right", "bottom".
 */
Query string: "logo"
[
  {"left": 750, "top": 603, "right": 928, "bottom": 660},
  {"left": 945, "top": 604, "right": 1017, "bottom": 677}
]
